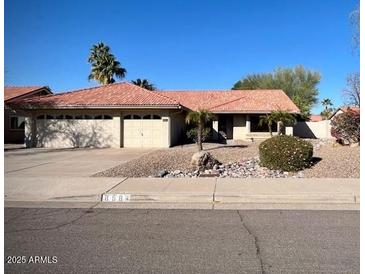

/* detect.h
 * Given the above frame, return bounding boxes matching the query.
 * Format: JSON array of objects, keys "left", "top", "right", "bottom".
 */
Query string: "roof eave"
[{"left": 9, "top": 104, "right": 182, "bottom": 110}]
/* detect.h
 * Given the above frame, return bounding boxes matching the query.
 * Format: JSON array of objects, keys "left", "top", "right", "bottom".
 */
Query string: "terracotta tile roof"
[
  {"left": 309, "top": 115, "right": 323, "bottom": 122},
  {"left": 11, "top": 82, "right": 180, "bottom": 109},
  {"left": 160, "top": 89, "right": 300, "bottom": 113},
  {"left": 341, "top": 106, "right": 360, "bottom": 114},
  {"left": 10, "top": 82, "right": 300, "bottom": 113},
  {"left": 4, "top": 86, "right": 50, "bottom": 101},
  {"left": 329, "top": 106, "right": 360, "bottom": 119}
]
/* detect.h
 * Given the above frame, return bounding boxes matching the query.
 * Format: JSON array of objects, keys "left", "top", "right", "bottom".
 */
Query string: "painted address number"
[{"left": 102, "top": 193, "right": 131, "bottom": 202}]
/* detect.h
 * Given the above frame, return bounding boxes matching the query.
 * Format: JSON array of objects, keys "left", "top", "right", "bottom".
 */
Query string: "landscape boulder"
[{"left": 191, "top": 151, "right": 221, "bottom": 171}]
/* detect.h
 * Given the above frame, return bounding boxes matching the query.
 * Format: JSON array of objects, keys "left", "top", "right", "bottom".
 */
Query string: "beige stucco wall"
[
  {"left": 170, "top": 111, "right": 186, "bottom": 146},
  {"left": 232, "top": 114, "right": 248, "bottom": 140},
  {"left": 293, "top": 120, "right": 332, "bottom": 139}
]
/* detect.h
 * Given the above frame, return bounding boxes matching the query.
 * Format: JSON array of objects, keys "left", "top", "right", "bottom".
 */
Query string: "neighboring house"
[
  {"left": 309, "top": 115, "right": 324, "bottom": 122},
  {"left": 8, "top": 82, "right": 299, "bottom": 148},
  {"left": 4, "top": 86, "right": 52, "bottom": 143},
  {"left": 329, "top": 107, "right": 360, "bottom": 120}
]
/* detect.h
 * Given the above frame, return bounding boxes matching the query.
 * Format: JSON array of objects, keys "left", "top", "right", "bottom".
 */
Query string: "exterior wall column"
[
  {"left": 212, "top": 119, "right": 219, "bottom": 140},
  {"left": 246, "top": 114, "right": 251, "bottom": 133},
  {"left": 285, "top": 126, "right": 293, "bottom": 136},
  {"left": 112, "top": 114, "right": 121, "bottom": 148}
]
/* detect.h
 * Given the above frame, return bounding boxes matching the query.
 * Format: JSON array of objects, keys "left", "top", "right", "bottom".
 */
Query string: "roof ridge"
[
  {"left": 52, "top": 81, "right": 128, "bottom": 96},
  {"left": 52, "top": 82, "right": 178, "bottom": 105}
]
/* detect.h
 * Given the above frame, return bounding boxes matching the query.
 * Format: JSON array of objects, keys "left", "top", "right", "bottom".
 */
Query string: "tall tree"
[
  {"left": 185, "top": 110, "right": 215, "bottom": 151},
  {"left": 132, "top": 79, "right": 156, "bottom": 91},
  {"left": 88, "top": 42, "right": 127, "bottom": 85},
  {"left": 232, "top": 65, "right": 321, "bottom": 119},
  {"left": 350, "top": 8, "right": 360, "bottom": 51},
  {"left": 343, "top": 73, "right": 360, "bottom": 107}
]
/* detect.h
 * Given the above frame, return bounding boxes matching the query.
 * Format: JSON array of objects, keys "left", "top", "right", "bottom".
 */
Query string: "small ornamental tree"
[
  {"left": 331, "top": 110, "right": 360, "bottom": 144},
  {"left": 185, "top": 110, "right": 215, "bottom": 151}
]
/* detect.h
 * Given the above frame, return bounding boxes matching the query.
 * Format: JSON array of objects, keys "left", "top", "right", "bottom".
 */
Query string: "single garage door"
[{"left": 123, "top": 114, "right": 168, "bottom": 148}]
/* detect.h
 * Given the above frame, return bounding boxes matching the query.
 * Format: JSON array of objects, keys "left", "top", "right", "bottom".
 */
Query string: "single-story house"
[
  {"left": 8, "top": 82, "right": 299, "bottom": 148},
  {"left": 4, "top": 86, "right": 52, "bottom": 143},
  {"left": 329, "top": 107, "right": 360, "bottom": 120}
]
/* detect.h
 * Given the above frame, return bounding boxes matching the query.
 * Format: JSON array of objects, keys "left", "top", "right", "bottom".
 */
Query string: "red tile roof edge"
[{"left": 4, "top": 86, "right": 51, "bottom": 102}]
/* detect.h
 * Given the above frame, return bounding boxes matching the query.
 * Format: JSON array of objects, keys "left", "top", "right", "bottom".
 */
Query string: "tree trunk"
[
  {"left": 278, "top": 121, "right": 284, "bottom": 135},
  {"left": 197, "top": 123, "right": 203, "bottom": 151},
  {"left": 268, "top": 122, "right": 273, "bottom": 136}
]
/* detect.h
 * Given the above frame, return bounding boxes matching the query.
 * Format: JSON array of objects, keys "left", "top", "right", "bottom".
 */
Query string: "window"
[
  {"left": 46, "top": 115, "right": 54, "bottom": 119},
  {"left": 124, "top": 115, "right": 132, "bottom": 119},
  {"left": 143, "top": 115, "right": 151, "bottom": 119},
  {"left": 84, "top": 115, "right": 93, "bottom": 120},
  {"left": 65, "top": 115, "right": 73, "bottom": 120},
  {"left": 250, "top": 115, "right": 277, "bottom": 132},
  {"left": 152, "top": 115, "right": 161, "bottom": 119},
  {"left": 56, "top": 115, "right": 64, "bottom": 120},
  {"left": 133, "top": 115, "right": 141, "bottom": 119},
  {"left": 75, "top": 115, "right": 83, "bottom": 119},
  {"left": 94, "top": 115, "right": 103, "bottom": 119},
  {"left": 36, "top": 115, "right": 45, "bottom": 120},
  {"left": 10, "top": 116, "right": 25, "bottom": 130},
  {"left": 103, "top": 115, "right": 113, "bottom": 120}
]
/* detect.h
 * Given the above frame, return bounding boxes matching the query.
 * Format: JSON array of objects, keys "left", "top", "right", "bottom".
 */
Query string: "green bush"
[{"left": 259, "top": 135, "right": 313, "bottom": 172}]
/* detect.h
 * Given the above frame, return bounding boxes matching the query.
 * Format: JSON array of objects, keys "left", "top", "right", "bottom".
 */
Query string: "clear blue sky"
[{"left": 5, "top": 0, "right": 359, "bottom": 113}]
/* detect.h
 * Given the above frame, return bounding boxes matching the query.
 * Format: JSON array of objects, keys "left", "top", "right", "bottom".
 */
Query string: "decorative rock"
[
  {"left": 156, "top": 169, "right": 168, "bottom": 177},
  {"left": 162, "top": 157, "right": 307, "bottom": 179},
  {"left": 191, "top": 151, "right": 221, "bottom": 171}
]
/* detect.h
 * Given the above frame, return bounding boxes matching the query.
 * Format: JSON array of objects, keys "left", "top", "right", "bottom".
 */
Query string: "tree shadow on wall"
[{"left": 36, "top": 120, "right": 113, "bottom": 148}]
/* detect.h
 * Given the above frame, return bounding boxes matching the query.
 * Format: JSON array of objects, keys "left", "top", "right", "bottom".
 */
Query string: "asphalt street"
[{"left": 4, "top": 208, "right": 359, "bottom": 274}]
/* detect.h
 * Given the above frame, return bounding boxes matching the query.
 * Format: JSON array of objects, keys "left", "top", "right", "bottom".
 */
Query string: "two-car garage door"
[{"left": 123, "top": 114, "right": 169, "bottom": 148}]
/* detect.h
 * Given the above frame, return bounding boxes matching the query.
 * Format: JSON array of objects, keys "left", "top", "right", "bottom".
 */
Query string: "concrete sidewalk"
[
  {"left": 5, "top": 177, "right": 359, "bottom": 209},
  {"left": 104, "top": 178, "right": 359, "bottom": 205}
]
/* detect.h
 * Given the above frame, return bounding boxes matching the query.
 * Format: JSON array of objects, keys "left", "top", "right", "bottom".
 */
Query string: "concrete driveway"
[
  {"left": 5, "top": 147, "right": 154, "bottom": 202},
  {"left": 5, "top": 147, "right": 154, "bottom": 177}
]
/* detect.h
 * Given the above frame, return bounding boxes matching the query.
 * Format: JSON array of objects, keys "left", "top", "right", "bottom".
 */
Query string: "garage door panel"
[
  {"left": 123, "top": 120, "right": 142, "bottom": 147},
  {"left": 123, "top": 117, "right": 168, "bottom": 148}
]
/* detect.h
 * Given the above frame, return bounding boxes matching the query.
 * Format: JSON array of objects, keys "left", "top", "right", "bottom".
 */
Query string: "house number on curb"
[{"left": 102, "top": 194, "right": 131, "bottom": 202}]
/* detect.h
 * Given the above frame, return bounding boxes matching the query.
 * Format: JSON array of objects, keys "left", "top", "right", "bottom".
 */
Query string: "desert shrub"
[
  {"left": 331, "top": 111, "right": 360, "bottom": 144},
  {"left": 259, "top": 135, "right": 313, "bottom": 172},
  {"left": 186, "top": 128, "right": 211, "bottom": 143}
]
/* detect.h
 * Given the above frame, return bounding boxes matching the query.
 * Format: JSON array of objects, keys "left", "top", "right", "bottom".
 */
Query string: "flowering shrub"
[
  {"left": 259, "top": 135, "right": 313, "bottom": 172},
  {"left": 330, "top": 111, "right": 360, "bottom": 144}
]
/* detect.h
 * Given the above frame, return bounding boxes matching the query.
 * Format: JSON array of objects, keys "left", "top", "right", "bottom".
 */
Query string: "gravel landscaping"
[{"left": 94, "top": 139, "right": 360, "bottom": 178}]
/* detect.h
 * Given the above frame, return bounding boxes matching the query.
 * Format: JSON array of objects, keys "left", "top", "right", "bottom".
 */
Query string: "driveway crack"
[{"left": 237, "top": 210, "right": 265, "bottom": 274}]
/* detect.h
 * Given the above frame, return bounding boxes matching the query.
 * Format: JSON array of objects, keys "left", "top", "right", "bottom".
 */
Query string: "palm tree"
[
  {"left": 270, "top": 110, "right": 296, "bottom": 135},
  {"left": 320, "top": 98, "right": 334, "bottom": 119},
  {"left": 185, "top": 110, "right": 215, "bottom": 151},
  {"left": 88, "top": 42, "right": 127, "bottom": 85},
  {"left": 259, "top": 113, "right": 274, "bottom": 136},
  {"left": 321, "top": 98, "right": 333, "bottom": 110},
  {"left": 132, "top": 79, "right": 156, "bottom": 91}
]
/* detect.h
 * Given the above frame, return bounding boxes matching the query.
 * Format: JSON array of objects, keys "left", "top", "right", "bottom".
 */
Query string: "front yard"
[{"left": 94, "top": 140, "right": 360, "bottom": 178}]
